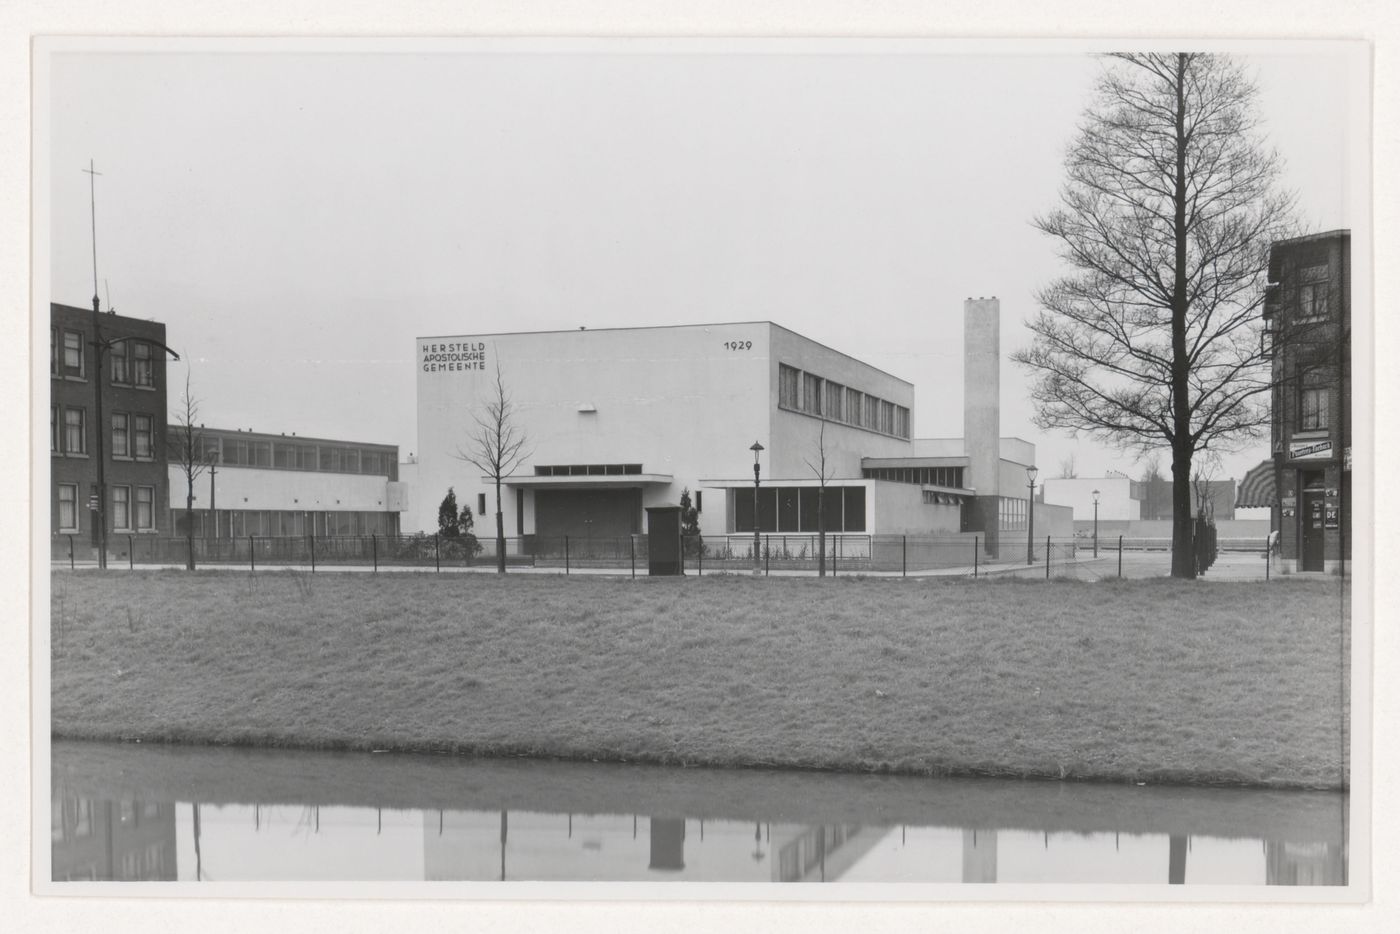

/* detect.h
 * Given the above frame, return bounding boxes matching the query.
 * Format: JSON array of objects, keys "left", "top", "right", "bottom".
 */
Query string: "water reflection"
[{"left": 51, "top": 740, "right": 1347, "bottom": 885}]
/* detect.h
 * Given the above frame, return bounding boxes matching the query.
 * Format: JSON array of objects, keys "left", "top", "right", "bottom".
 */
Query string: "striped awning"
[{"left": 1235, "top": 460, "right": 1277, "bottom": 509}]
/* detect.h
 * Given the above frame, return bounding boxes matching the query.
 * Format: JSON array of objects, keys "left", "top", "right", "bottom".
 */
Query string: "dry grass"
[{"left": 49, "top": 571, "right": 1350, "bottom": 789}]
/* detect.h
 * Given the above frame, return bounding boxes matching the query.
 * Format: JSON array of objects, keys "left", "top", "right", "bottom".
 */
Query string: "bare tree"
[
  {"left": 169, "top": 371, "right": 211, "bottom": 570},
  {"left": 804, "top": 420, "right": 833, "bottom": 577},
  {"left": 1058, "top": 452, "right": 1078, "bottom": 479},
  {"left": 1191, "top": 451, "right": 1223, "bottom": 519},
  {"left": 1013, "top": 53, "right": 1295, "bottom": 578},
  {"left": 458, "top": 361, "right": 529, "bottom": 573}
]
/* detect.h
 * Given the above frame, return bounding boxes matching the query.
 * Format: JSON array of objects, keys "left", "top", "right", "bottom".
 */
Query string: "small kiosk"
[{"left": 645, "top": 505, "right": 683, "bottom": 576}]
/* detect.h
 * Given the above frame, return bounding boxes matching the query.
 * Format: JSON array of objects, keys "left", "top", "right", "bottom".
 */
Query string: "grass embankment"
[{"left": 49, "top": 571, "right": 1349, "bottom": 789}]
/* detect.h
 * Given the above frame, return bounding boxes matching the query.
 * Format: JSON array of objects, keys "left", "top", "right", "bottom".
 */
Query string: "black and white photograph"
[{"left": 11, "top": 6, "right": 1388, "bottom": 930}]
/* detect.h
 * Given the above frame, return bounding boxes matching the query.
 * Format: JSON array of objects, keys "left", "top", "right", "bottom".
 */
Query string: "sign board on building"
[{"left": 1288, "top": 439, "right": 1333, "bottom": 460}]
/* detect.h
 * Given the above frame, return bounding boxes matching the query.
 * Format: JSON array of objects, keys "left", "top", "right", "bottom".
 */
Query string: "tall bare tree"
[
  {"left": 804, "top": 420, "right": 833, "bottom": 577},
  {"left": 1013, "top": 52, "right": 1295, "bottom": 577},
  {"left": 1058, "top": 453, "right": 1078, "bottom": 479},
  {"left": 459, "top": 361, "right": 529, "bottom": 573},
  {"left": 169, "top": 371, "right": 212, "bottom": 570}
]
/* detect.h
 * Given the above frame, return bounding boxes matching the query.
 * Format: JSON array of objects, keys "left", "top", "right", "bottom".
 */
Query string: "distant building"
[
  {"left": 1136, "top": 476, "right": 1237, "bottom": 521},
  {"left": 1041, "top": 476, "right": 1142, "bottom": 522},
  {"left": 50, "top": 302, "right": 171, "bottom": 558},
  {"left": 165, "top": 426, "right": 406, "bottom": 538},
  {"left": 1262, "top": 230, "right": 1351, "bottom": 572}
]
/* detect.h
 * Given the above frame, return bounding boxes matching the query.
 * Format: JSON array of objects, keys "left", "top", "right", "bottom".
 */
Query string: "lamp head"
[{"left": 1026, "top": 465, "right": 1038, "bottom": 485}]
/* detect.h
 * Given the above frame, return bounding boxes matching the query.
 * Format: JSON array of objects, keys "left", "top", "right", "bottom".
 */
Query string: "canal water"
[{"left": 50, "top": 740, "right": 1347, "bottom": 886}]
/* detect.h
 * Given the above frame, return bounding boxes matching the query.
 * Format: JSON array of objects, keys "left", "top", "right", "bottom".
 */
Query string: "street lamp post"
[
  {"left": 750, "top": 441, "right": 764, "bottom": 577},
  {"left": 1026, "top": 465, "right": 1038, "bottom": 566},
  {"left": 1092, "top": 489, "right": 1100, "bottom": 558}
]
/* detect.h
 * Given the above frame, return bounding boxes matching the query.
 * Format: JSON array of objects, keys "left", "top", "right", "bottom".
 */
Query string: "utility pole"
[{"left": 84, "top": 160, "right": 108, "bottom": 568}]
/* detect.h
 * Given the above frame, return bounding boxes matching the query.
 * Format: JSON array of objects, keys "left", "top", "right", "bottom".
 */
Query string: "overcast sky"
[{"left": 40, "top": 40, "right": 1363, "bottom": 489}]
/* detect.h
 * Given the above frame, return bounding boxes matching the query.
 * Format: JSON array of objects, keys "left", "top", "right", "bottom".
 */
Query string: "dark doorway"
[
  {"left": 534, "top": 488, "right": 641, "bottom": 542},
  {"left": 1300, "top": 472, "right": 1326, "bottom": 572}
]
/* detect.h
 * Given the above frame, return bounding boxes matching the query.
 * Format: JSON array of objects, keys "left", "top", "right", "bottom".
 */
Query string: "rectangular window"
[
  {"left": 135, "top": 487, "right": 155, "bottom": 531},
  {"left": 478, "top": 493, "right": 487, "bottom": 516},
  {"left": 64, "top": 407, "right": 85, "bottom": 454},
  {"left": 111, "top": 341, "right": 129, "bottom": 383},
  {"left": 777, "top": 487, "right": 799, "bottom": 532},
  {"left": 133, "top": 341, "right": 155, "bottom": 387},
  {"left": 821, "top": 487, "right": 843, "bottom": 532},
  {"left": 802, "top": 373, "right": 823, "bottom": 416},
  {"left": 798, "top": 487, "right": 820, "bottom": 532},
  {"left": 51, "top": 328, "right": 58, "bottom": 376},
  {"left": 51, "top": 406, "right": 59, "bottom": 452},
  {"left": 251, "top": 441, "right": 272, "bottom": 467},
  {"left": 864, "top": 395, "right": 880, "bottom": 428},
  {"left": 111, "top": 413, "right": 130, "bottom": 457},
  {"left": 1300, "top": 387, "right": 1330, "bottom": 431},
  {"left": 112, "top": 486, "right": 131, "bottom": 531},
  {"left": 516, "top": 488, "right": 525, "bottom": 535},
  {"left": 880, "top": 400, "right": 896, "bottom": 435},
  {"left": 694, "top": 490, "right": 702, "bottom": 513},
  {"left": 63, "top": 330, "right": 84, "bottom": 377},
  {"left": 845, "top": 388, "right": 862, "bottom": 426},
  {"left": 133, "top": 415, "right": 153, "bottom": 459},
  {"left": 842, "top": 487, "right": 865, "bottom": 531},
  {"left": 778, "top": 364, "right": 801, "bottom": 409},
  {"left": 824, "top": 381, "right": 844, "bottom": 422},
  {"left": 895, "top": 405, "right": 911, "bottom": 439},
  {"left": 57, "top": 484, "right": 78, "bottom": 531}
]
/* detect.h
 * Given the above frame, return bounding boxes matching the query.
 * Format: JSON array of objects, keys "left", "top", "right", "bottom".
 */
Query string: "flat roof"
[
  {"left": 180, "top": 425, "right": 398, "bottom": 451},
  {"left": 416, "top": 320, "right": 913, "bottom": 388},
  {"left": 499, "top": 473, "right": 674, "bottom": 488}
]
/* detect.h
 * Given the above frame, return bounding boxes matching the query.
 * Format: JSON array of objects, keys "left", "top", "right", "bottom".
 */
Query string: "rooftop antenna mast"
[{"left": 83, "top": 158, "right": 101, "bottom": 313}]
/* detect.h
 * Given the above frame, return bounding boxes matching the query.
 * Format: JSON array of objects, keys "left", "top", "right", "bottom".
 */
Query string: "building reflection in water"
[
  {"left": 51, "top": 788, "right": 177, "bottom": 882},
  {"left": 47, "top": 792, "right": 1348, "bottom": 885}
]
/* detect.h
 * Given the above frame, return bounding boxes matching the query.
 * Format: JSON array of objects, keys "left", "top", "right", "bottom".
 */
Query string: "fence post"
[
  {"left": 435, "top": 532, "right": 440, "bottom": 572},
  {"left": 1118, "top": 535, "right": 1123, "bottom": 579},
  {"left": 698, "top": 538, "right": 703, "bottom": 576},
  {"left": 250, "top": 536, "right": 255, "bottom": 572},
  {"left": 765, "top": 538, "right": 770, "bottom": 576},
  {"left": 974, "top": 536, "right": 979, "bottom": 578},
  {"left": 67, "top": 534, "right": 74, "bottom": 570},
  {"left": 127, "top": 534, "right": 134, "bottom": 570},
  {"left": 373, "top": 534, "right": 378, "bottom": 573},
  {"left": 630, "top": 535, "right": 636, "bottom": 579},
  {"left": 903, "top": 535, "right": 908, "bottom": 577},
  {"left": 1265, "top": 536, "right": 1270, "bottom": 581},
  {"left": 310, "top": 533, "right": 317, "bottom": 573},
  {"left": 1045, "top": 535, "right": 1051, "bottom": 580},
  {"left": 565, "top": 535, "right": 570, "bottom": 575}
]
